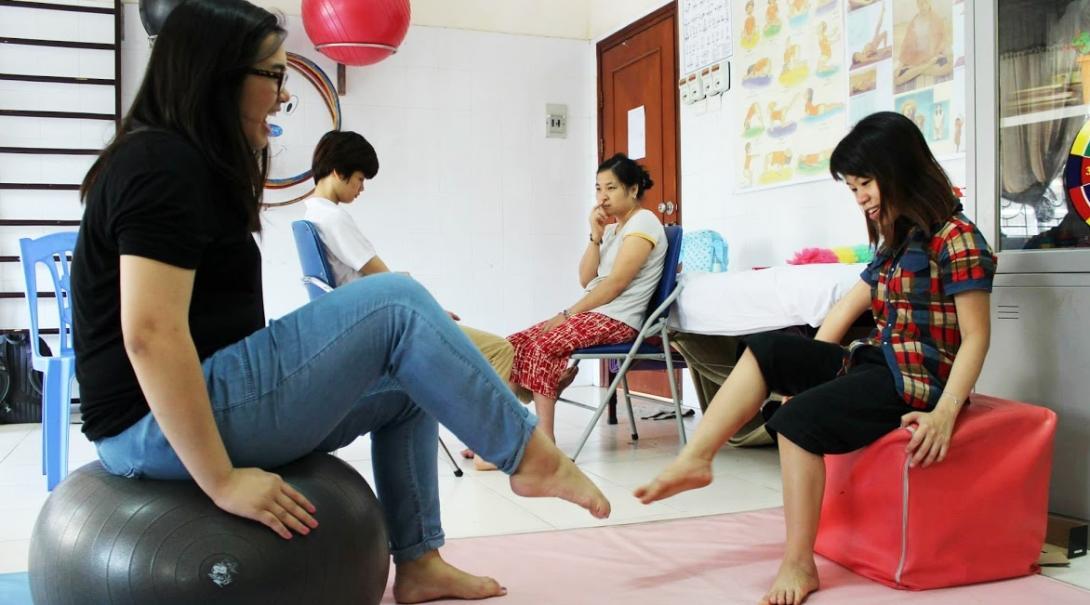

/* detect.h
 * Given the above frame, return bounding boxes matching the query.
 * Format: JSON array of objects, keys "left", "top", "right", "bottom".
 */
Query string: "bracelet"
[
  {"left": 589, "top": 233, "right": 600, "bottom": 245},
  {"left": 561, "top": 309, "right": 571, "bottom": 318},
  {"left": 940, "top": 392, "right": 961, "bottom": 408}
]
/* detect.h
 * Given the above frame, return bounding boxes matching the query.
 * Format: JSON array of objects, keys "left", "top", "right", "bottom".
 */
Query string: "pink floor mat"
[{"left": 383, "top": 507, "right": 1089, "bottom": 604}]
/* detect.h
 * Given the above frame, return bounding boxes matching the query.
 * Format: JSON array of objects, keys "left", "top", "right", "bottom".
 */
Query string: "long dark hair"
[
  {"left": 597, "top": 153, "right": 654, "bottom": 199},
  {"left": 81, "top": 0, "right": 285, "bottom": 231},
  {"left": 829, "top": 111, "right": 957, "bottom": 251}
]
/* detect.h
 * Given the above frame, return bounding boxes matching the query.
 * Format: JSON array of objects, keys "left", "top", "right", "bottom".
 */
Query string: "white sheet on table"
[{"left": 669, "top": 263, "right": 866, "bottom": 336}]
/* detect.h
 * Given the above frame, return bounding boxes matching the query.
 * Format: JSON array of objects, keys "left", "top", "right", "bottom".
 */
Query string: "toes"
[
  {"left": 635, "top": 482, "right": 661, "bottom": 502},
  {"left": 479, "top": 577, "right": 505, "bottom": 597},
  {"left": 590, "top": 499, "right": 610, "bottom": 518}
]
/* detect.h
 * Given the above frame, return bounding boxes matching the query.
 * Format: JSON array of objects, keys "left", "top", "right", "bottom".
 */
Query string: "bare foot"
[
  {"left": 758, "top": 558, "right": 820, "bottom": 605},
  {"left": 633, "top": 454, "right": 713, "bottom": 504},
  {"left": 393, "top": 550, "right": 506, "bottom": 603},
  {"left": 473, "top": 456, "right": 498, "bottom": 471},
  {"left": 556, "top": 364, "right": 579, "bottom": 396},
  {"left": 509, "top": 429, "right": 611, "bottom": 519}
]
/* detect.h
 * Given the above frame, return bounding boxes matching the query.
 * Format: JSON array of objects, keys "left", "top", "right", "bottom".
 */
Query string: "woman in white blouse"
[{"left": 508, "top": 154, "right": 666, "bottom": 441}]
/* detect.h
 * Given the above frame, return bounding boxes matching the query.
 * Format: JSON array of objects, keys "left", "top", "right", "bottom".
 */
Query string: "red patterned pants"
[{"left": 507, "top": 312, "right": 637, "bottom": 399}]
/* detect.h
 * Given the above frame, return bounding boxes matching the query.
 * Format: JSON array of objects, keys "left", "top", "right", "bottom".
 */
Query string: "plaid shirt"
[{"left": 852, "top": 210, "right": 996, "bottom": 409}]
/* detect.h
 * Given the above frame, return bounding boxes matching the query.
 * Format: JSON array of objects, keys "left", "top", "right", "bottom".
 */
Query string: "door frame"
[{"left": 596, "top": 2, "right": 682, "bottom": 225}]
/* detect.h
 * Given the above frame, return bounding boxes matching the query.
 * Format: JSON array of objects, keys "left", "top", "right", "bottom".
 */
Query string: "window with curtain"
[{"left": 998, "top": 0, "right": 1090, "bottom": 251}]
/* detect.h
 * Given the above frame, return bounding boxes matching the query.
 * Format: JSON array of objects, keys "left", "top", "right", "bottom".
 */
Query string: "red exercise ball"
[{"left": 302, "top": 0, "right": 411, "bottom": 66}]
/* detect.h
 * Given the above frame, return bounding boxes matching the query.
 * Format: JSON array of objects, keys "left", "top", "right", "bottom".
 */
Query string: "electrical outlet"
[
  {"left": 545, "top": 103, "right": 567, "bottom": 138},
  {"left": 688, "top": 72, "right": 705, "bottom": 102},
  {"left": 708, "top": 61, "right": 729, "bottom": 95},
  {"left": 679, "top": 76, "right": 691, "bottom": 105}
]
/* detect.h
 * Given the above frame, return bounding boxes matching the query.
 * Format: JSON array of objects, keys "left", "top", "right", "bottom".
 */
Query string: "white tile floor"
[{"left": 0, "top": 386, "right": 1087, "bottom": 594}]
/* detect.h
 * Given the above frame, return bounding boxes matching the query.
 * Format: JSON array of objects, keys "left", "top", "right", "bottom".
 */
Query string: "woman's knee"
[
  {"left": 525, "top": 338, "right": 568, "bottom": 363},
  {"left": 492, "top": 340, "right": 515, "bottom": 380},
  {"left": 344, "top": 271, "right": 422, "bottom": 297}
]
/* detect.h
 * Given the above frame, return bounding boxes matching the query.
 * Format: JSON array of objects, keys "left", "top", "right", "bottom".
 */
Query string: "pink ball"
[{"left": 302, "top": 0, "right": 411, "bottom": 66}]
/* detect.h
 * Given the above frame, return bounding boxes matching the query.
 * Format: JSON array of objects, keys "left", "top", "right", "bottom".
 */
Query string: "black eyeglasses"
[{"left": 247, "top": 67, "right": 288, "bottom": 94}]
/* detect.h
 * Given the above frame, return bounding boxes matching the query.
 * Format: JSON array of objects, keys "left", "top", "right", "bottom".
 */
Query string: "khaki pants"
[{"left": 459, "top": 324, "right": 514, "bottom": 383}]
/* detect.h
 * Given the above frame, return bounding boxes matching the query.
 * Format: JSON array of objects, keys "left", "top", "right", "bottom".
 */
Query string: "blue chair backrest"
[
  {"left": 19, "top": 232, "right": 78, "bottom": 358},
  {"left": 645, "top": 225, "right": 684, "bottom": 320},
  {"left": 680, "top": 229, "right": 728, "bottom": 273},
  {"left": 291, "top": 220, "right": 337, "bottom": 301}
]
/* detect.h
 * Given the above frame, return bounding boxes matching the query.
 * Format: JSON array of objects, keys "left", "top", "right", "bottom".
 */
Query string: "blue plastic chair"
[
  {"left": 680, "top": 229, "right": 728, "bottom": 273},
  {"left": 290, "top": 220, "right": 465, "bottom": 477},
  {"left": 561, "top": 225, "right": 688, "bottom": 461},
  {"left": 18, "top": 232, "right": 78, "bottom": 491},
  {"left": 291, "top": 220, "right": 337, "bottom": 299}
]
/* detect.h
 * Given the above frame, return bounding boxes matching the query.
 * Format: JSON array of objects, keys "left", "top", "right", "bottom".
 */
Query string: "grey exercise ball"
[
  {"left": 138, "top": 0, "right": 185, "bottom": 37},
  {"left": 29, "top": 453, "right": 390, "bottom": 605}
]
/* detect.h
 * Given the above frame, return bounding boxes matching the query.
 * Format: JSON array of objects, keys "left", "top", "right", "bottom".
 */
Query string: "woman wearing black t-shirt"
[{"left": 71, "top": 1, "right": 608, "bottom": 601}]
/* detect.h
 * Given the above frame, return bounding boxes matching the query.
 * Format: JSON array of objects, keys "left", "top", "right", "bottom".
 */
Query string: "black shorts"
[{"left": 743, "top": 332, "right": 911, "bottom": 455}]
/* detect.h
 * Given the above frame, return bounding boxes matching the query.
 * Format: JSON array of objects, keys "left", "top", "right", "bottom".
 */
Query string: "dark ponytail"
[{"left": 597, "top": 153, "right": 654, "bottom": 199}]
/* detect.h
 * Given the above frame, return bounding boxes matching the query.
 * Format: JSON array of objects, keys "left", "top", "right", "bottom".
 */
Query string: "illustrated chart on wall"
[
  {"left": 733, "top": 0, "right": 967, "bottom": 192},
  {"left": 734, "top": 0, "right": 849, "bottom": 191},
  {"left": 847, "top": 0, "right": 966, "bottom": 159}
]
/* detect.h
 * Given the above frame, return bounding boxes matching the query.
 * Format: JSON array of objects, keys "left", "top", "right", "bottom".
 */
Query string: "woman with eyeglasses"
[{"left": 71, "top": 1, "right": 609, "bottom": 602}]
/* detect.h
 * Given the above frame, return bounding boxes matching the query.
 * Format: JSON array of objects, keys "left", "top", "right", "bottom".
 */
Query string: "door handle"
[{"left": 657, "top": 200, "right": 676, "bottom": 215}]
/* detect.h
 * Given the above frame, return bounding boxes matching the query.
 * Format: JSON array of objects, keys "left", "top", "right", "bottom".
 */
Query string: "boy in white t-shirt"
[{"left": 303, "top": 130, "right": 541, "bottom": 469}]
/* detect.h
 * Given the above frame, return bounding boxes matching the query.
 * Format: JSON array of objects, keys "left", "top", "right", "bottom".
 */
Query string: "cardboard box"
[{"left": 1046, "top": 514, "right": 1088, "bottom": 559}]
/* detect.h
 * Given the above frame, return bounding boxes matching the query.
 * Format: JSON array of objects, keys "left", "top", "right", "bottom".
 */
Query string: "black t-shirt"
[{"left": 73, "top": 130, "right": 265, "bottom": 441}]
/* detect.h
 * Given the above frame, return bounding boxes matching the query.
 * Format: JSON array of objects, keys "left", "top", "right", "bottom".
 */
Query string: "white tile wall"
[
  {"left": 248, "top": 15, "right": 598, "bottom": 342},
  {"left": 2, "top": 4, "right": 599, "bottom": 380}
]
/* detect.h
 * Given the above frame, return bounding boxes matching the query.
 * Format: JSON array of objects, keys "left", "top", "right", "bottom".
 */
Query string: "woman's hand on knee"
[
  {"left": 900, "top": 408, "right": 956, "bottom": 468},
  {"left": 540, "top": 313, "right": 566, "bottom": 334},
  {"left": 211, "top": 467, "right": 318, "bottom": 539}
]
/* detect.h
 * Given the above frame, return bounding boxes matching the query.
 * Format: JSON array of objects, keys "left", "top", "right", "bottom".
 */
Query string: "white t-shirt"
[
  {"left": 585, "top": 208, "right": 666, "bottom": 329},
  {"left": 302, "top": 196, "right": 375, "bottom": 287}
]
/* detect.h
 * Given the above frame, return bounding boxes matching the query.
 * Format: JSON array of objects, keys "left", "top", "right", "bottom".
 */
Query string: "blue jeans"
[{"left": 95, "top": 274, "right": 538, "bottom": 563}]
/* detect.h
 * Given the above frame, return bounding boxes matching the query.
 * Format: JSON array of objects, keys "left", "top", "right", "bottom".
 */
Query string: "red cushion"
[{"left": 815, "top": 395, "right": 1056, "bottom": 590}]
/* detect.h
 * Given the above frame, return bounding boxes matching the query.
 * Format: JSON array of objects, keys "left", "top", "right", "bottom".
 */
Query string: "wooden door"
[
  {"left": 598, "top": 3, "right": 680, "bottom": 226},
  {"left": 597, "top": 3, "right": 681, "bottom": 400}
]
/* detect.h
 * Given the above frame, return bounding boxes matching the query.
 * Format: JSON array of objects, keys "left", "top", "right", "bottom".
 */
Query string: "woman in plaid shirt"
[{"left": 635, "top": 112, "right": 995, "bottom": 605}]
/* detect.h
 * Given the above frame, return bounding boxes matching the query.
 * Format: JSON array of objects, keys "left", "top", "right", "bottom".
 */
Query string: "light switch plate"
[{"left": 546, "top": 103, "right": 567, "bottom": 138}]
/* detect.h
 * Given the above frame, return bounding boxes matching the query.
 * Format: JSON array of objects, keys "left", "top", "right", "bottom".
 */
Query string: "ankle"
[
  {"left": 780, "top": 552, "right": 817, "bottom": 568},
  {"left": 396, "top": 550, "right": 440, "bottom": 574},
  {"left": 517, "top": 430, "right": 557, "bottom": 469},
  {"left": 677, "top": 448, "right": 715, "bottom": 466}
]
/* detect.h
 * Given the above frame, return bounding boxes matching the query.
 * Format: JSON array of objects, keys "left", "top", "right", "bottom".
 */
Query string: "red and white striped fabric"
[{"left": 508, "top": 312, "right": 635, "bottom": 399}]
